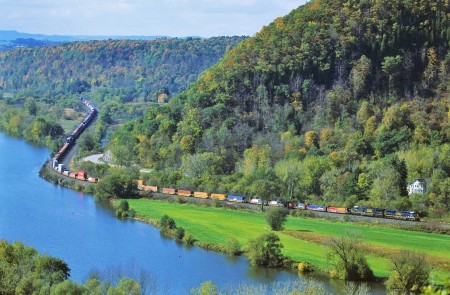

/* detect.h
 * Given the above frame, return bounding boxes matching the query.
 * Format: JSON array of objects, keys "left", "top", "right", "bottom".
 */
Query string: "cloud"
[{"left": 0, "top": 0, "right": 308, "bottom": 37}]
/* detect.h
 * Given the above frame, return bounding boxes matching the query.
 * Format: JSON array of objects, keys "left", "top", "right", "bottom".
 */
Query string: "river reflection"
[{"left": 0, "top": 133, "right": 386, "bottom": 294}]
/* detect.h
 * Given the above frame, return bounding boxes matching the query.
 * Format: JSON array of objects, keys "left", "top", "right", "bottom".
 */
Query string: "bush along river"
[{"left": 0, "top": 133, "right": 386, "bottom": 294}]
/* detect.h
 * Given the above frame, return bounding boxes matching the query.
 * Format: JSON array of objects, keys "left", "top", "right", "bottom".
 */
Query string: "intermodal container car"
[
  {"left": 250, "top": 198, "right": 263, "bottom": 205},
  {"left": 228, "top": 195, "right": 246, "bottom": 202},
  {"left": 162, "top": 188, "right": 177, "bottom": 195},
  {"left": 307, "top": 204, "right": 327, "bottom": 211},
  {"left": 327, "top": 206, "right": 348, "bottom": 214}
]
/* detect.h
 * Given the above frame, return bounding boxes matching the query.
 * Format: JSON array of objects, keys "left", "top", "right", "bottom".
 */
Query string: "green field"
[
  {"left": 60, "top": 119, "right": 79, "bottom": 134},
  {"left": 125, "top": 199, "right": 450, "bottom": 283}
]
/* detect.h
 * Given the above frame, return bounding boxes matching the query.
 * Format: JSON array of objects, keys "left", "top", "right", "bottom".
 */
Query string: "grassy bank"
[{"left": 123, "top": 198, "right": 450, "bottom": 284}]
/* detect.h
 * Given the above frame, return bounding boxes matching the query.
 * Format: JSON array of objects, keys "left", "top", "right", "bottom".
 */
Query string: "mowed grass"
[{"left": 125, "top": 199, "right": 450, "bottom": 282}]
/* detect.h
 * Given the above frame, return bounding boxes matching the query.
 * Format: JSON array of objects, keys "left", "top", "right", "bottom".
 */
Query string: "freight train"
[
  {"left": 287, "top": 202, "right": 420, "bottom": 221},
  {"left": 137, "top": 181, "right": 420, "bottom": 221},
  {"left": 51, "top": 98, "right": 97, "bottom": 177}
]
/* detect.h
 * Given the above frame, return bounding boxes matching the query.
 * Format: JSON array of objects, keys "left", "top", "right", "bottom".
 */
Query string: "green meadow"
[{"left": 125, "top": 199, "right": 450, "bottom": 283}]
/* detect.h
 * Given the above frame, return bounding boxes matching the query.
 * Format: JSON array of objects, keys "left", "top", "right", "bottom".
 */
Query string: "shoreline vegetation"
[{"left": 39, "top": 163, "right": 450, "bottom": 285}]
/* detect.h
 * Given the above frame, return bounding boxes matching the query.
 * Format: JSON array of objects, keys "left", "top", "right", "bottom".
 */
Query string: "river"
[{"left": 0, "top": 133, "right": 386, "bottom": 294}]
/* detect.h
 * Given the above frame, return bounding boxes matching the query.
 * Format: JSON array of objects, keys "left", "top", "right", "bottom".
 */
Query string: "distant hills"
[
  {"left": 0, "top": 36, "right": 246, "bottom": 101},
  {"left": 0, "top": 30, "right": 178, "bottom": 51},
  {"left": 0, "top": 30, "right": 171, "bottom": 42}
]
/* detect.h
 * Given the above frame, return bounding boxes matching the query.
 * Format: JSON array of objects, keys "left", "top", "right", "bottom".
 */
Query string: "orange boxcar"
[
  {"left": 178, "top": 189, "right": 193, "bottom": 197},
  {"left": 162, "top": 188, "right": 177, "bottom": 195},
  {"left": 143, "top": 185, "right": 158, "bottom": 192}
]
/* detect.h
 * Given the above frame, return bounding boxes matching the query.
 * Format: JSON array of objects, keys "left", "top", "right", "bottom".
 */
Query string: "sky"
[{"left": 0, "top": 0, "right": 309, "bottom": 37}]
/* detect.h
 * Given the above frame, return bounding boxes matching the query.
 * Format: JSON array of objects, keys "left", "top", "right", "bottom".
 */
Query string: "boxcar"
[
  {"left": 162, "top": 188, "right": 177, "bottom": 195},
  {"left": 87, "top": 177, "right": 98, "bottom": 183},
  {"left": 137, "top": 180, "right": 146, "bottom": 189},
  {"left": 143, "top": 185, "right": 158, "bottom": 192},
  {"left": 193, "top": 191, "right": 209, "bottom": 199},
  {"left": 178, "top": 189, "right": 193, "bottom": 197},
  {"left": 210, "top": 193, "right": 227, "bottom": 200}
]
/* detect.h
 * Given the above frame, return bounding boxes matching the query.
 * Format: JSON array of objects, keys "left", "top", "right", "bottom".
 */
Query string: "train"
[
  {"left": 137, "top": 181, "right": 420, "bottom": 221},
  {"left": 51, "top": 97, "right": 97, "bottom": 178},
  {"left": 287, "top": 202, "right": 420, "bottom": 221}
]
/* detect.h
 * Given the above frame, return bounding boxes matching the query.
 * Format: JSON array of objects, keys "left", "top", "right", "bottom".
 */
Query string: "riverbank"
[{"left": 118, "top": 197, "right": 450, "bottom": 285}]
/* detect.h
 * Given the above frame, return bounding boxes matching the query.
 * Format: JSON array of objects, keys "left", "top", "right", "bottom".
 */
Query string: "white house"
[{"left": 408, "top": 179, "right": 426, "bottom": 195}]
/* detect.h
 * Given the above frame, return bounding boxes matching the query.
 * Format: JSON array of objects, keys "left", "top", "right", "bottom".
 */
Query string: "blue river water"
[{"left": 0, "top": 133, "right": 386, "bottom": 294}]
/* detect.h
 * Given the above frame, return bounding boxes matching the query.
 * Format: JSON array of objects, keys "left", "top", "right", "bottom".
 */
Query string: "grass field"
[
  {"left": 124, "top": 198, "right": 450, "bottom": 283},
  {"left": 60, "top": 119, "right": 79, "bottom": 133}
]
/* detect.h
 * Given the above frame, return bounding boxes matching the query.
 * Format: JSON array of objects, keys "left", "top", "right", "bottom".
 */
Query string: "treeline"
[
  {"left": 107, "top": 0, "right": 450, "bottom": 219},
  {"left": 0, "top": 97, "right": 65, "bottom": 150},
  {"left": 0, "top": 37, "right": 246, "bottom": 104},
  {"left": 0, "top": 240, "right": 145, "bottom": 294}
]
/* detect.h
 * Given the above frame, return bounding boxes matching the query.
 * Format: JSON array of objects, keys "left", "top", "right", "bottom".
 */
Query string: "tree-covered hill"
[
  {"left": 90, "top": 0, "right": 450, "bottom": 219},
  {"left": 0, "top": 36, "right": 246, "bottom": 103}
]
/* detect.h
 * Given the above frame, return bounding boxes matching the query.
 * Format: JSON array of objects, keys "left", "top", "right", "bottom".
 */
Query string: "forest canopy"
[{"left": 108, "top": 0, "right": 450, "bottom": 219}]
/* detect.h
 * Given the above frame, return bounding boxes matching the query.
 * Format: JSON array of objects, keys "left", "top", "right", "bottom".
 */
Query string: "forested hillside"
[
  {"left": 0, "top": 37, "right": 245, "bottom": 148},
  {"left": 109, "top": 0, "right": 450, "bottom": 219},
  {"left": 0, "top": 37, "right": 245, "bottom": 102}
]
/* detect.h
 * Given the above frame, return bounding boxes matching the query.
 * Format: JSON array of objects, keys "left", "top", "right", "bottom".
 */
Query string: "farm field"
[{"left": 125, "top": 199, "right": 450, "bottom": 283}]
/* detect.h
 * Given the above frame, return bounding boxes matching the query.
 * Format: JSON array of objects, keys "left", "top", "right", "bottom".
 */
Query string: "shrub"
[
  {"left": 160, "top": 215, "right": 176, "bottom": 230},
  {"left": 386, "top": 250, "right": 429, "bottom": 294},
  {"left": 190, "top": 281, "right": 218, "bottom": 295},
  {"left": 298, "top": 262, "right": 314, "bottom": 273},
  {"left": 175, "top": 227, "right": 185, "bottom": 240},
  {"left": 247, "top": 233, "right": 285, "bottom": 267},
  {"left": 175, "top": 196, "right": 186, "bottom": 204},
  {"left": 265, "top": 207, "right": 289, "bottom": 231},
  {"left": 185, "top": 233, "right": 196, "bottom": 245},
  {"left": 326, "top": 232, "right": 374, "bottom": 281},
  {"left": 212, "top": 198, "right": 220, "bottom": 208},
  {"left": 224, "top": 238, "right": 241, "bottom": 256}
]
